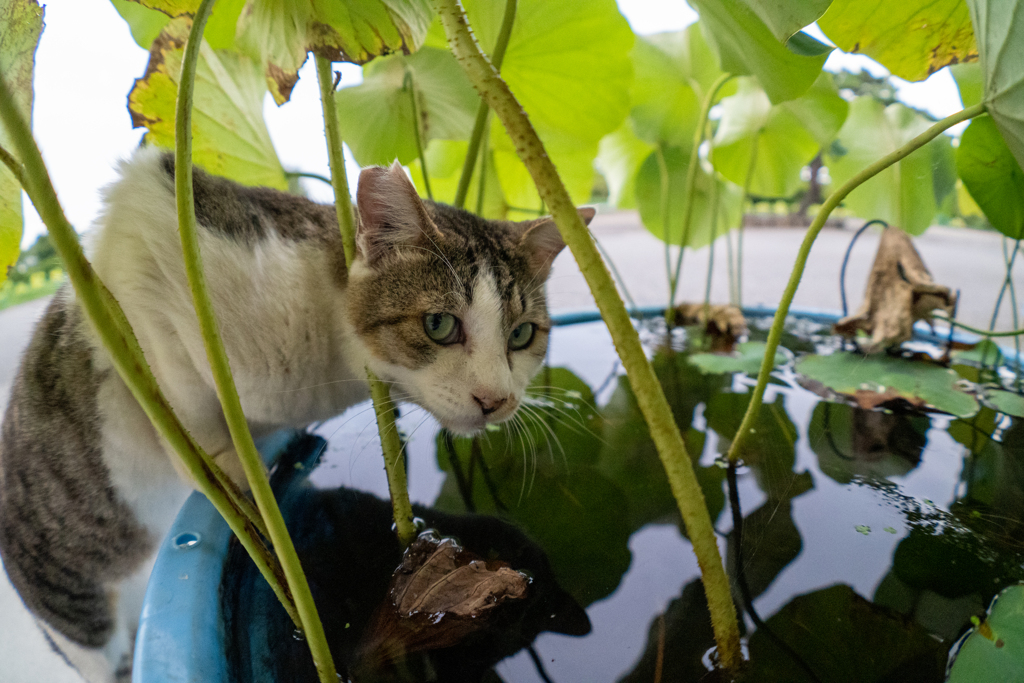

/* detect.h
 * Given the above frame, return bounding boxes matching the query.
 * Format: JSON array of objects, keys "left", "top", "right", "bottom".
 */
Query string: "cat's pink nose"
[{"left": 473, "top": 393, "right": 508, "bottom": 416}]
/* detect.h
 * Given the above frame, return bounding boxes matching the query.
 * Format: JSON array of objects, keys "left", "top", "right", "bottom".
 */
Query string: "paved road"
[{"left": 0, "top": 212, "right": 1017, "bottom": 682}]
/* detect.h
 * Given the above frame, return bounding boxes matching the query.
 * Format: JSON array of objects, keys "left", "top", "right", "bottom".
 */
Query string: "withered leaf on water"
[
  {"left": 356, "top": 532, "right": 531, "bottom": 673},
  {"left": 391, "top": 537, "right": 529, "bottom": 618},
  {"left": 674, "top": 302, "right": 749, "bottom": 352},
  {"left": 835, "top": 226, "right": 955, "bottom": 353}
]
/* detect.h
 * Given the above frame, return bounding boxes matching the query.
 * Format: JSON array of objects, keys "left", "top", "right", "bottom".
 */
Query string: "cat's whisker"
[{"left": 520, "top": 403, "right": 567, "bottom": 468}]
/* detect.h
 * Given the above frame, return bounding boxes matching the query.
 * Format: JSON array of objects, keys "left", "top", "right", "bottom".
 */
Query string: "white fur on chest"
[{"left": 88, "top": 151, "right": 367, "bottom": 471}]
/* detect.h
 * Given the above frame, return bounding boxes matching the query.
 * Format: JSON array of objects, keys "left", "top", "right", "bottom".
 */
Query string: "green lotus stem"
[
  {"left": 284, "top": 170, "right": 333, "bottom": 187},
  {"left": 656, "top": 143, "right": 672, "bottom": 288},
  {"left": 453, "top": 0, "right": 517, "bottom": 208},
  {"left": 370, "top": 373, "right": 416, "bottom": 546},
  {"left": 316, "top": 57, "right": 417, "bottom": 547},
  {"left": 735, "top": 132, "right": 760, "bottom": 309},
  {"left": 0, "top": 72, "right": 293, "bottom": 625},
  {"left": 725, "top": 215, "right": 737, "bottom": 305},
  {"left": 0, "top": 143, "right": 24, "bottom": 187},
  {"left": 315, "top": 55, "right": 357, "bottom": 266},
  {"left": 704, "top": 172, "right": 719, "bottom": 314},
  {"left": 933, "top": 314, "right": 1024, "bottom": 338},
  {"left": 431, "top": 0, "right": 742, "bottom": 669},
  {"left": 475, "top": 116, "right": 490, "bottom": 214},
  {"left": 703, "top": 119, "right": 719, "bottom": 314},
  {"left": 667, "top": 72, "right": 734, "bottom": 326},
  {"left": 176, "top": 4, "right": 335, "bottom": 680},
  {"left": 726, "top": 101, "right": 987, "bottom": 465},
  {"left": 403, "top": 68, "right": 433, "bottom": 201}
]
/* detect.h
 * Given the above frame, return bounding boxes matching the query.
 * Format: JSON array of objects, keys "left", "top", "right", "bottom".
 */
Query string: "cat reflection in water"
[{"left": 0, "top": 148, "right": 593, "bottom": 682}]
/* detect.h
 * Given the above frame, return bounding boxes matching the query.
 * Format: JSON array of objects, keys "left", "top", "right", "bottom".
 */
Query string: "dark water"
[{"left": 223, "top": 319, "right": 1024, "bottom": 682}]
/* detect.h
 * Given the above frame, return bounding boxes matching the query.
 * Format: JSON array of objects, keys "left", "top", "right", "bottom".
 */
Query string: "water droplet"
[
  {"left": 173, "top": 532, "right": 201, "bottom": 550},
  {"left": 293, "top": 628, "right": 306, "bottom": 642}
]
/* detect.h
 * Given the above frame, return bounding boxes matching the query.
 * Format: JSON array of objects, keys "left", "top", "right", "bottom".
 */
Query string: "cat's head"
[{"left": 344, "top": 163, "right": 594, "bottom": 435}]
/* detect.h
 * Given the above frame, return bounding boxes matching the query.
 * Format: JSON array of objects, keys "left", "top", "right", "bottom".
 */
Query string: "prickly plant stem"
[
  {"left": 404, "top": 68, "right": 433, "bottom": 201},
  {"left": 370, "top": 375, "right": 417, "bottom": 546},
  {"left": 666, "top": 72, "right": 733, "bottom": 326},
  {"left": 453, "top": 0, "right": 517, "bottom": 208},
  {"left": 0, "top": 72, "right": 293, "bottom": 624},
  {"left": 726, "top": 102, "right": 987, "bottom": 465},
  {"left": 315, "top": 55, "right": 357, "bottom": 266},
  {"left": 176, "top": 3, "right": 336, "bottom": 680},
  {"left": 432, "top": 0, "right": 742, "bottom": 669},
  {"left": 315, "top": 54, "right": 417, "bottom": 548},
  {"left": 735, "top": 132, "right": 760, "bottom": 309},
  {"left": 0, "top": 143, "right": 24, "bottom": 188}
]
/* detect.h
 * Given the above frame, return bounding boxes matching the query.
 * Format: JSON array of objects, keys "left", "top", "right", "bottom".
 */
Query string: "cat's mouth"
[{"left": 437, "top": 401, "right": 519, "bottom": 436}]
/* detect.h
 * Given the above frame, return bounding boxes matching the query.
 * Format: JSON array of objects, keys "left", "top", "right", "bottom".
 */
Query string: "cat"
[{"left": 0, "top": 146, "right": 594, "bottom": 683}]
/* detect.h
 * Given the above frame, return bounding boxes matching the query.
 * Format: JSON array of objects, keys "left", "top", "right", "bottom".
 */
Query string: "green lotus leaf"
[
  {"left": 110, "top": 0, "right": 170, "bottom": 48},
  {"left": 957, "top": 115, "right": 1024, "bottom": 240},
  {"left": 128, "top": 18, "right": 287, "bottom": 190},
  {"left": 232, "top": 0, "right": 432, "bottom": 104},
  {"left": 952, "top": 61, "right": 984, "bottom": 108},
  {"left": 795, "top": 351, "right": 979, "bottom": 418},
  {"left": 0, "top": 0, "right": 42, "bottom": 288},
  {"left": 688, "top": 341, "right": 787, "bottom": 376},
  {"left": 712, "top": 74, "right": 847, "bottom": 197},
  {"left": 408, "top": 139, "right": 507, "bottom": 218},
  {"left": 825, "top": 97, "right": 953, "bottom": 235},
  {"left": 731, "top": 0, "right": 831, "bottom": 43},
  {"left": 964, "top": 0, "right": 1024, "bottom": 169},
  {"left": 688, "top": 0, "right": 830, "bottom": 104},
  {"left": 335, "top": 47, "right": 477, "bottom": 167},
  {"left": 128, "top": 0, "right": 199, "bottom": 16},
  {"left": 490, "top": 125, "right": 599, "bottom": 210},
  {"left": 818, "top": 0, "right": 977, "bottom": 82},
  {"left": 634, "top": 144, "right": 743, "bottom": 249},
  {"left": 948, "top": 583, "right": 1024, "bottom": 682},
  {"left": 595, "top": 119, "right": 655, "bottom": 209},
  {"left": 630, "top": 26, "right": 733, "bottom": 147}
]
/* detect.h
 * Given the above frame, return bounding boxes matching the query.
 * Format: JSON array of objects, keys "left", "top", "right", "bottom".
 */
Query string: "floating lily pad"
[
  {"left": 795, "top": 352, "right": 979, "bottom": 417},
  {"left": 688, "top": 341, "right": 787, "bottom": 376},
  {"left": 947, "top": 583, "right": 1024, "bottom": 682},
  {"left": 987, "top": 389, "right": 1024, "bottom": 418},
  {"left": 952, "top": 338, "right": 1006, "bottom": 366}
]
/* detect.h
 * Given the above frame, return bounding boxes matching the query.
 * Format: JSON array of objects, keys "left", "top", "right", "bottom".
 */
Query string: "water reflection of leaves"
[
  {"left": 807, "top": 401, "right": 929, "bottom": 485},
  {"left": 598, "top": 349, "right": 726, "bottom": 532},
  {"left": 746, "top": 584, "right": 947, "bottom": 683},
  {"left": 224, "top": 434, "right": 588, "bottom": 683},
  {"left": 705, "top": 390, "right": 802, "bottom": 499},
  {"left": 433, "top": 367, "right": 631, "bottom": 607},
  {"left": 617, "top": 579, "right": 718, "bottom": 683}
]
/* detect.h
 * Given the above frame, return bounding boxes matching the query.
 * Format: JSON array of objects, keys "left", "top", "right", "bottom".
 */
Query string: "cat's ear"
[
  {"left": 356, "top": 162, "right": 442, "bottom": 265},
  {"left": 517, "top": 208, "right": 595, "bottom": 278}
]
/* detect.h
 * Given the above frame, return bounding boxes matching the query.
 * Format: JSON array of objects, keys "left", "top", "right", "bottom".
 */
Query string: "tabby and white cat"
[{"left": 0, "top": 148, "right": 592, "bottom": 682}]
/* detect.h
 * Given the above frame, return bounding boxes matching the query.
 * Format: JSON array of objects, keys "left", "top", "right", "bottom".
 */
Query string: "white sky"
[{"left": 19, "top": 0, "right": 965, "bottom": 247}]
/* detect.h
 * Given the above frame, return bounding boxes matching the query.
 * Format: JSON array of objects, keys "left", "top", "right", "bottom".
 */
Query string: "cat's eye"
[
  {"left": 508, "top": 322, "right": 535, "bottom": 350},
  {"left": 424, "top": 312, "right": 461, "bottom": 345}
]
